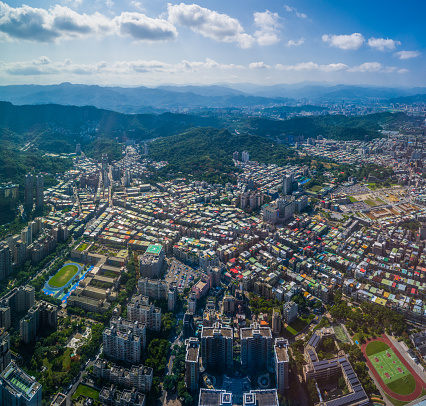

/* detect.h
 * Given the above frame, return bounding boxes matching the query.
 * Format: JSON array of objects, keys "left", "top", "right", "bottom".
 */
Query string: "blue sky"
[{"left": 0, "top": 0, "right": 424, "bottom": 87}]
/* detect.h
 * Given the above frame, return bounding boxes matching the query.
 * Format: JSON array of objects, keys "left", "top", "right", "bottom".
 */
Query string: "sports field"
[
  {"left": 48, "top": 264, "right": 80, "bottom": 288},
  {"left": 334, "top": 324, "right": 350, "bottom": 343},
  {"left": 366, "top": 341, "right": 416, "bottom": 396}
]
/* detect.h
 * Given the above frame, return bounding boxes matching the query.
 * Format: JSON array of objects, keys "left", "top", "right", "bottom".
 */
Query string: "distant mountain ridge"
[
  {"left": 0, "top": 83, "right": 293, "bottom": 114},
  {"left": 0, "top": 83, "right": 424, "bottom": 114}
]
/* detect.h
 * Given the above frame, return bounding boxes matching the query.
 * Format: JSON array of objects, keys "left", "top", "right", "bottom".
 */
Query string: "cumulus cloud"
[
  {"left": 287, "top": 38, "right": 304, "bottom": 46},
  {"left": 0, "top": 2, "right": 176, "bottom": 42},
  {"left": 283, "top": 5, "right": 307, "bottom": 19},
  {"left": 348, "top": 62, "right": 382, "bottom": 72},
  {"left": 249, "top": 62, "right": 270, "bottom": 69},
  {"left": 397, "top": 68, "right": 409, "bottom": 74},
  {"left": 394, "top": 50, "right": 421, "bottom": 59},
  {"left": 167, "top": 3, "right": 254, "bottom": 48},
  {"left": 368, "top": 37, "right": 400, "bottom": 51},
  {"left": 253, "top": 10, "right": 281, "bottom": 46},
  {"left": 322, "top": 33, "right": 364, "bottom": 50},
  {"left": 275, "top": 62, "right": 348, "bottom": 72},
  {"left": 115, "top": 12, "right": 177, "bottom": 41}
]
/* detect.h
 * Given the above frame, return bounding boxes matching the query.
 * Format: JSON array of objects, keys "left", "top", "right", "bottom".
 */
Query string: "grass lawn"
[
  {"left": 386, "top": 395, "right": 409, "bottom": 406},
  {"left": 364, "top": 198, "right": 378, "bottom": 206},
  {"left": 366, "top": 341, "right": 389, "bottom": 356},
  {"left": 310, "top": 185, "right": 322, "bottom": 192},
  {"left": 285, "top": 325, "right": 298, "bottom": 335},
  {"left": 387, "top": 375, "right": 416, "bottom": 396},
  {"left": 49, "top": 264, "right": 79, "bottom": 288},
  {"left": 334, "top": 324, "right": 350, "bottom": 343},
  {"left": 287, "top": 317, "right": 309, "bottom": 334},
  {"left": 77, "top": 243, "right": 88, "bottom": 251},
  {"left": 349, "top": 196, "right": 358, "bottom": 202},
  {"left": 72, "top": 384, "right": 100, "bottom": 401},
  {"left": 376, "top": 197, "right": 385, "bottom": 203}
]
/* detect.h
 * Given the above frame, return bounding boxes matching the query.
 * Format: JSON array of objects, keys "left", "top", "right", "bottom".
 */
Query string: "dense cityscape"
[
  {"left": 1, "top": 1, "right": 426, "bottom": 406},
  {"left": 0, "top": 103, "right": 425, "bottom": 406}
]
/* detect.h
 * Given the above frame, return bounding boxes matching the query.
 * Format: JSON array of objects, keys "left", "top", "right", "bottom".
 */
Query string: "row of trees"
[{"left": 330, "top": 292, "right": 406, "bottom": 337}]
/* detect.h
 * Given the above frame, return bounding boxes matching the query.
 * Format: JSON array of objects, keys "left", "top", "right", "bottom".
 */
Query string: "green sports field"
[
  {"left": 366, "top": 341, "right": 416, "bottom": 395},
  {"left": 48, "top": 264, "right": 79, "bottom": 288},
  {"left": 334, "top": 324, "right": 350, "bottom": 343}
]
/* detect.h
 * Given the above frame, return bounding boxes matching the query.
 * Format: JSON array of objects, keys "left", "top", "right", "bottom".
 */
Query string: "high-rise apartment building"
[
  {"left": 20, "top": 306, "right": 39, "bottom": 344},
  {"left": 282, "top": 174, "right": 294, "bottom": 196},
  {"left": 272, "top": 309, "right": 282, "bottom": 336},
  {"left": 137, "top": 278, "right": 176, "bottom": 311},
  {"left": 185, "top": 338, "right": 200, "bottom": 391},
  {"left": 20, "top": 301, "right": 57, "bottom": 343},
  {"left": 240, "top": 323, "right": 273, "bottom": 369},
  {"left": 200, "top": 322, "right": 233, "bottom": 369},
  {"left": 35, "top": 174, "right": 44, "bottom": 209},
  {"left": 0, "top": 308, "right": 10, "bottom": 331},
  {"left": 241, "top": 151, "right": 249, "bottom": 163},
  {"left": 110, "top": 317, "right": 146, "bottom": 350},
  {"left": 102, "top": 325, "right": 141, "bottom": 364},
  {"left": 138, "top": 244, "right": 164, "bottom": 279},
  {"left": 0, "top": 329, "right": 11, "bottom": 374},
  {"left": 274, "top": 338, "right": 289, "bottom": 393},
  {"left": 127, "top": 295, "right": 161, "bottom": 332},
  {"left": 282, "top": 302, "right": 298, "bottom": 324},
  {"left": 0, "top": 362, "right": 42, "bottom": 406},
  {"left": 24, "top": 174, "right": 33, "bottom": 211},
  {"left": 0, "top": 243, "right": 12, "bottom": 282}
]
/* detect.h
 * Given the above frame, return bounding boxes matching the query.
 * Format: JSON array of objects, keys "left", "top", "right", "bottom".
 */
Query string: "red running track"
[{"left": 361, "top": 334, "right": 426, "bottom": 402}]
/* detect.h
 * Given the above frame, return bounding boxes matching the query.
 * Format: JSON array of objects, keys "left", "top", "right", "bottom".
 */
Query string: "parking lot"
[{"left": 164, "top": 259, "right": 203, "bottom": 293}]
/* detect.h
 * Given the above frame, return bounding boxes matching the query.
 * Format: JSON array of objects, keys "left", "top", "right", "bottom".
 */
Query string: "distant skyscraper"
[
  {"left": 76, "top": 143, "right": 82, "bottom": 154},
  {"left": 0, "top": 243, "right": 12, "bottom": 281},
  {"left": 101, "top": 154, "right": 109, "bottom": 187},
  {"left": 35, "top": 174, "right": 44, "bottom": 209},
  {"left": 241, "top": 151, "right": 249, "bottom": 163},
  {"left": 144, "top": 143, "right": 149, "bottom": 155},
  {"left": 24, "top": 174, "right": 33, "bottom": 210},
  {"left": 282, "top": 174, "right": 294, "bottom": 196},
  {"left": 233, "top": 151, "right": 239, "bottom": 161}
]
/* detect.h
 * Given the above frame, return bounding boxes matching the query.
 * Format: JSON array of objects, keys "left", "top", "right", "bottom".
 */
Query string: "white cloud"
[
  {"left": 287, "top": 38, "right": 304, "bottom": 47},
  {"left": 249, "top": 62, "right": 270, "bottom": 69},
  {"left": 115, "top": 12, "right": 177, "bottom": 41},
  {"left": 62, "top": 0, "right": 83, "bottom": 8},
  {"left": 0, "top": 57, "right": 245, "bottom": 76},
  {"left": 348, "top": 62, "right": 382, "bottom": 72},
  {"left": 253, "top": 10, "right": 281, "bottom": 46},
  {"left": 130, "top": 1, "right": 145, "bottom": 11},
  {"left": 394, "top": 50, "right": 421, "bottom": 59},
  {"left": 322, "top": 33, "right": 365, "bottom": 50},
  {"left": 397, "top": 68, "right": 409, "bottom": 74},
  {"left": 167, "top": 3, "right": 254, "bottom": 48},
  {"left": 368, "top": 37, "right": 400, "bottom": 51},
  {"left": 0, "top": 2, "right": 176, "bottom": 43},
  {"left": 275, "top": 62, "right": 348, "bottom": 72},
  {"left": 283, "top": 5, "right": 307, "bottom": 19}
]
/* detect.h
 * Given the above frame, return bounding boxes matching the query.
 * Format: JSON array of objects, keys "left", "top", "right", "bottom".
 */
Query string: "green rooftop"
[{"left": 146, "top": 244, "right": 162, "bottom": 255}]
